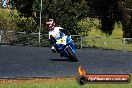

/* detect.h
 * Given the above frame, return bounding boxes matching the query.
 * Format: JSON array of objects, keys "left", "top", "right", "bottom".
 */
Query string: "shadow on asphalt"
[{"left": 49, "top": 58, "right": 69, "bottom": 61}]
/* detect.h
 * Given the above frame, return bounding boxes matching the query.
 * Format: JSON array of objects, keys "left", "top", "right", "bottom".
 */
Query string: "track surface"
[{"left": 0, "top": 46, "right": 132, "bottom": 78}]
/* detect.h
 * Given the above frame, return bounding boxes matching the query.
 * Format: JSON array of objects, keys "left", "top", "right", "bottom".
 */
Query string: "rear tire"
[{"left": 65, "top": 46, "right": 78, "bottom": 62}]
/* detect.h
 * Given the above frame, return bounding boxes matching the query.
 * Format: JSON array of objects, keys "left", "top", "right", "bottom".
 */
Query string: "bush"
[
  {"left": 77, "top": 18, "right": 101, "bottom": 36},
  {"left": 0, "top": 8, "right": 37, "bottom": 32},
  {"left": 0, "top": 8, "right": 18, "bottom": 31}
]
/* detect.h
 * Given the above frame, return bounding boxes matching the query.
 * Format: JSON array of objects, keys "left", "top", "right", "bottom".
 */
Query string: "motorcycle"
[{"left": 50, "top": 33, "right": 78, "bottom": 62}]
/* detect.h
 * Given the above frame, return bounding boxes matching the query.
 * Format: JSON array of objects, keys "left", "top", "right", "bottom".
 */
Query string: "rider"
[{"left": 46, "top": 18, "right": 70, "bottom": 53}]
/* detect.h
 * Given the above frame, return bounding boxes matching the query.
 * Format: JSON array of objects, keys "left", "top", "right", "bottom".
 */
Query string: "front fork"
[{"left": 64, "top": 44, "right": 75, "bottom": 58}]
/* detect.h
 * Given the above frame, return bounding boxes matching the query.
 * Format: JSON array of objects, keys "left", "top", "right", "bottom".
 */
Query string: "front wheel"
[{"left": 65, "top": 46, "right": 78, "bottom": 62}]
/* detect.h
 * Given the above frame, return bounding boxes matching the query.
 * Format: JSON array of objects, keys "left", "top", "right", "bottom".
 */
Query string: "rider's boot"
[
  {"left": 52, "top": 46, "right": 56, "bottom": 53},
  {"left": 52, "top": 49, "right": 56, "bottom": 53}
]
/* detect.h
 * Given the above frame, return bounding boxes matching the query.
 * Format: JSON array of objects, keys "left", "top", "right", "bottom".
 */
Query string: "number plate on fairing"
[{"left": 56, "top": 36, "right": 67, "bottom": 45}]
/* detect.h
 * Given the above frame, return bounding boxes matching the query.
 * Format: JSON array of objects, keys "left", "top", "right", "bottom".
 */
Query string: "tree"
[
  {"left": 15, "top": 0, "right": 132, "bottom": 37},
  {"left": 16, "top": 0, "right": 90, "bottom": 34},
  {"left": 87, "top": 0, "right": 132, "bottom": 37},
  {"left": 15, "top": 0, "right": 35, "bottom": 17},
  {"left": 0, "top": 8, "right": 18, "bottom": 31},
  {"left": 118, "top": 0, "right": 132, "bottom": 38},
  {"left": 34, "top": 0, "right": 89, "bottom": 34}
]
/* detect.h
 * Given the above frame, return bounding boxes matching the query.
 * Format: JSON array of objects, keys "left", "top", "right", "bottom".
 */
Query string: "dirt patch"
[{"left": 0, "top": 77, "right": 75, "bottom": 84}]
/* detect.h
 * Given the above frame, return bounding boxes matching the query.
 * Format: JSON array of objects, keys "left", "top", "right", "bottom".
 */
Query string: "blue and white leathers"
[{"left": 49, "top": 27, "right": 78, "bottom": 62}]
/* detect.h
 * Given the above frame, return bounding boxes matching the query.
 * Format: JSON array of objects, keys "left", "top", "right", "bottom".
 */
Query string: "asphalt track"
[{"left": 0, "top": 46, "right": 132, "bottom": 78}]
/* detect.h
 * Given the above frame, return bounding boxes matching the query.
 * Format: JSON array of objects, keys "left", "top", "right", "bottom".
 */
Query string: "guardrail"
[
  {"left": 0, "top": 31, "right": 132, "bottom": 51},
  {"left": 122, "top": 38, "right": 132, "bottom": 44}
]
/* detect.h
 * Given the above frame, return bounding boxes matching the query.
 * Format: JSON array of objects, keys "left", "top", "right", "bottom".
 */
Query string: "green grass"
[
  {"left": 0, "top": 77, "right": 131, "bottom": 88},
  {"left": 83, "top": 36, "right": 132, "bottom": 51},
  {"left": 78, "top": 19, "right": 132, "bottom": 51}
]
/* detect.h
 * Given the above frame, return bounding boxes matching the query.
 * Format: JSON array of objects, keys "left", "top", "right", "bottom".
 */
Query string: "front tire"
[{"left": 65, "top": 46, "right": 78, "bottom": 62}]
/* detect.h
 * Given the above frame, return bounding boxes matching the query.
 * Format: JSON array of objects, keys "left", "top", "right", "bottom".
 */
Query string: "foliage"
[
  {"left": 0, "top": 8, "right": 36, "bottom": 32},
  {"left": 5, "top": 0, "right": 132, "bottom": 37},
  {"left": 118, "top": 0, "right": 132, "bottom": 38},
  {"left": 0, "top": 9, "right": 18, "bottom": 31},
  {"left": 15, "top": 0, "right": 35, "bottom": 17},
  {"left": 77, "top": 18, "right": 101, "bottom": 36},
  {"left": 86, "top": 0, "right": 121, "bottom": 34},
  {"left": 16, "top": 17, "right": 37, "bottom": 32},
  {"left": 87, "top": 0, "right": 132, "bottom": 37},
  {"left": 17, "top": 0, "right": 90, "bottom": 34}
]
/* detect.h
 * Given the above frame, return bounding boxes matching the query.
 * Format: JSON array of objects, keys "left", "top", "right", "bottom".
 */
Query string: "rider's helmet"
[{"left": 46, "top": 19, "right": 55, "bottom": 31}]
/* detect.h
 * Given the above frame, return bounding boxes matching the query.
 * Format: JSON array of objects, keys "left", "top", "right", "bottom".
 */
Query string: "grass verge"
[{"left": 0, "top": 77, "right": 131, "bottom": 88}]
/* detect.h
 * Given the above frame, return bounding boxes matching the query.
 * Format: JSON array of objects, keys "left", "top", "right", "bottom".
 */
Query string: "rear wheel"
[{"left": 65, "top": 46, "right": 78, "bottom": 62}]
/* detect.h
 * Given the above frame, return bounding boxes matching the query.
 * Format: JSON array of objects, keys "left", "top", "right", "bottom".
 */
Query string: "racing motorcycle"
[{"left": 50, "top": 33, "right": 78, "bottom": 62}]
